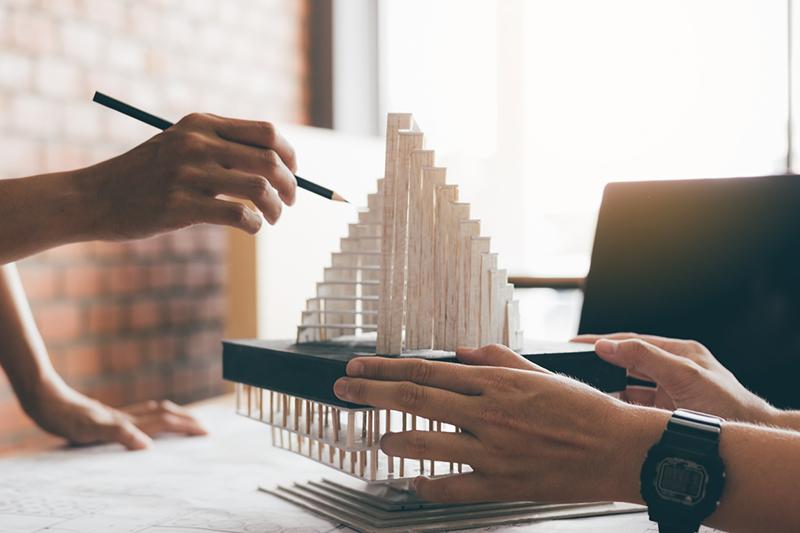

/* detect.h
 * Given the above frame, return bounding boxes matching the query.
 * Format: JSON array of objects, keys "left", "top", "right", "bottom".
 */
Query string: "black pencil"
[{"left": 92, "top": 91, "right": 348, "bottom": 203}]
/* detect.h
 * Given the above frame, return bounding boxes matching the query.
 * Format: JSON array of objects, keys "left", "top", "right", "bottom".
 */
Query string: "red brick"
[
  {"left": 169, "top": 228, "right": 201, "bottom": 255},
  {"left": 87, "top": 301, "right": 123, "bottom": 335},
  {"left": 84, "top": 380, "right": 129, "bottom": 408},
  {"left": 0, "top": 400, "right": 37, "bottom": 434},
  {"left": 10, "top": 94, "right": 62, "bottom": 138},
  {"left": 106, "top": 37, "right": 147, "bottom": 73},
  {"left": 167, "top": 295, "right": 197, "bottom": 326},
  {"left": 185, "top": 330, "right": 222, "bottom": 360},
  {"left": 131, "top": 373, "right": 166, "bottom": 404},
  {"left": 107, "top": 339, "right": 141, "bottom": 373},
  {"left": 33, "top": 56, "right": 82, "bottom": 100},
  {"left": 61, "top": 345, "right": 103, "bottom": 380},
  {"left": 63, "top": 263, "right": 104, "bottom": 298},
  {"left": 63, "top": 102, "right": 102, "bottom": 141},
  {"left": 108, "top": 264, "right": 147, "bottom": 294},
  {"left": 0, "top": 136, "right": 40, "bottom": 177},
  {"left": 18, "top": 265, "right": 61, "bottom": 301},
  {"left": 60, "top": 19, "right": 104, "bottom": 65},
  {"left": 148, "top": 262, "right": 179, "bottom": 290},
  {"left": 42, "top": 142, "right": 91, "bottom": 173},
  {"left": 0, "top": 50, "right": 32, "bottom": 89},
  {"left": 83, "top": 0, "right": 126, "bottom": 31},
  {"left": 170, "top": 365, "right": 196, "bottom": 398},
  {"left": 199, "top": 293, "right": 226, "bottom": 322},
  {"left": 35, "top": 302, "right": 82, "bottom": 343},
  {"left": 185, "top": 262, "right": 210, "bottom": 288},
  {"left": 9, "top": 10, "right": 57, "bottom": 53},
  {"left": 129, "top": 299, "right": 161, "bottom": 331},
  {"left": 145, "top": 333, "right": 180, "bottom": 364}
]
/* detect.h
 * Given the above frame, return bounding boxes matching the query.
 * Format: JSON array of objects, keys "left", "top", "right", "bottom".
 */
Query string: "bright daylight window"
[{"left": 378, "top": 0, "right": 790, "bottom": 278}]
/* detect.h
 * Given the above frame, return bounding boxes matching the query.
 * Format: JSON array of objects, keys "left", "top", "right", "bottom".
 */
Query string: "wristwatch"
[{"left": 640, "top": 409, "right": 726, "bottom": 533}]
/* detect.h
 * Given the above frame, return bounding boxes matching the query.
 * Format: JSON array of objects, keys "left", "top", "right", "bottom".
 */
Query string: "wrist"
[
  {"left": 608, "top": 405, "right": 671, "bottom": 504},
  {"left": 57, "top": 167, "right": 104, "bottom": 242}
]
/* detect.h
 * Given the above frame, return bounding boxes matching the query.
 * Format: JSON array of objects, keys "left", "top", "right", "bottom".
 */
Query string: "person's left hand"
[
  {"left": 24, "top": 381, "right": 207, "bottom": 450},
  {"left": 333, "top": 344, "right": 667, "bottom": 504}
]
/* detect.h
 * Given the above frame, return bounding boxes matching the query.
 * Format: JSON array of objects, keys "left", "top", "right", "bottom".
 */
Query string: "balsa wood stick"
[
  {"left": 433, "top": 184, "right": 457, "bottom": 347},
  {"left": 388, "top": 130, "right": 423, "bottom": 353},
  {"left": 378, "top": 114, "right": 413, "bottom": 354}
]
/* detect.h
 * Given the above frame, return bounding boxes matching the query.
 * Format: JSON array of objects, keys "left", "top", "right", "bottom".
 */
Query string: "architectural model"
[{"left": 223, "top": 114, "right": 625, "bottom": 483}]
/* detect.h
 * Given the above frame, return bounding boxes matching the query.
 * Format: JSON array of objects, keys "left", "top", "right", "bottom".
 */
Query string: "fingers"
[
  {"left": 380, "top": 430, "right": 481, "bottom": 464},
  {"left": 134, "top": 412, "right": 208, "bottom": 437},
  {"left": 346, "top": 357, "right": 485, "bottom": 395},
  {"left": 213, "top": 117, "right": 298, "bottom": 173},
  {"left": 413, "top": 472, "right": 493, "bottom": 503},
  {"left": 595, "top": 339, "right": 703, "bottom": 393},
  {"left": 122, "top": 400, "right": 208, "bottom": 437},
  {"left": 98, "top": 419, "right": 153, "bottom": 451},
  {"left": 190, "top": 169, "right": 282, "bottom": 224},
  {"left": 456, "top": 344, "right": 548, "bottom": 373},
  {"left": 190, "top": 196, "right": 263, "bottom": 234},
  {"left": 211, "top": 141, "right": 297, "bottom": 206},
  {"left": 621, "top": 386, "right": 657, "bottom": 406},
  {"left": 334, "top": 377, "right": 477, "bottom": 430},
  {"left": 573, "top": 333, "right": 707, "bottom": 358}
]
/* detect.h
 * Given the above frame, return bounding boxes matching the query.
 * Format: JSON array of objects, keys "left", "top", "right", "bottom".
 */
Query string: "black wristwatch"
[{"left": 640, "top": 409, "right": 726, "bottom": 533}]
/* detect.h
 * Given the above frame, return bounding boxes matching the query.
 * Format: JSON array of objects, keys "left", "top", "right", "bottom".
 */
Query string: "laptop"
[{"left": 579, "top": 175, "right": 800, "bottom": 408}]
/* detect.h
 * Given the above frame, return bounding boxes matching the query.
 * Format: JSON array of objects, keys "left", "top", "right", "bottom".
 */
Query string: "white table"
[{"left": 0, "top": 395, "right": 718, "bottom": 532}]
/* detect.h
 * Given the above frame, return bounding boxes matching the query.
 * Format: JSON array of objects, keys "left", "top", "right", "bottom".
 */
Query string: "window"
[{"left": 377, "top": 0, "right": 792, "bottom": 277}]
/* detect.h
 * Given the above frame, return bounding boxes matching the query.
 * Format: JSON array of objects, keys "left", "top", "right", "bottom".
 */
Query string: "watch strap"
[{"left": 660, "top": 409, "right": 722, "bottom": 455}]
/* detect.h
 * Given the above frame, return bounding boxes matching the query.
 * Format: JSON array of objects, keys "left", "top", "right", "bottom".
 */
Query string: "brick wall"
[{"left": 0, "top": 0, "right": 309, "bottom": 452}]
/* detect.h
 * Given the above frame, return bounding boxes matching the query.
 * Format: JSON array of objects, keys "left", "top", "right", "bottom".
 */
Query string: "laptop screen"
[{"left": 579, "top": 175, "right": 800, "bottom": 408}]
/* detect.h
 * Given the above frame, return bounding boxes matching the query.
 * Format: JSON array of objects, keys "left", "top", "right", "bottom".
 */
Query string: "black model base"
[{"left": 222, "top": 338, "right": 627, "bottom": 408}]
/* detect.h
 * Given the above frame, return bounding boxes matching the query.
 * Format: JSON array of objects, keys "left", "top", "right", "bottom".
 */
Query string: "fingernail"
[
  {"left": 596, "top": 339, "right": 618, "bottom": 355},
  {"left": 334, "top": 378, "right": 350, "bottom": 400},
  {"left": 348, "top": 359, "right": 364, "bottom": 377}
]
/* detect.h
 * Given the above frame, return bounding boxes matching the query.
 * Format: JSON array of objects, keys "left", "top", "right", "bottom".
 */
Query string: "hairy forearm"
[
  {"left": 617, "top": 408, "right": 800, "bottom": 532},
  {"left": 0, "top": 170, "right": 97, "bottom": 264},
  {"left": 0, "top": 264, "right": 64, "bottom": 409},
  {"left": 765, "top": 409, "right": 800, "bottom": 432}
]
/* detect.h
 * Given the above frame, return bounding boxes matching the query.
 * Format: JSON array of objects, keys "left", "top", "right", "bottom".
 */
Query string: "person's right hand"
[
  {"left": 82, "top": 112, "right": 298, "bottom": 240},
  {"left": 573, "top": 333, "right": 779, "bottom": 425}
]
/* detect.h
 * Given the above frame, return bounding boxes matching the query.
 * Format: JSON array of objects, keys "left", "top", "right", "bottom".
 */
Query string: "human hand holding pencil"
[{"left": 78, "top": 91, "right": 350, "bottom": 242}]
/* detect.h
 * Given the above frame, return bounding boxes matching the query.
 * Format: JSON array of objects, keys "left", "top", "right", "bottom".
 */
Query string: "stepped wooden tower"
[{"left": 296, "top": 113, "right": 522, "bottom": 353}]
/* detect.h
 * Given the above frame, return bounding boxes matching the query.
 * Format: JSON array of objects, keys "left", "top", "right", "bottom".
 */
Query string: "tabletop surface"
[{"left": 0, "top": 395, "right": 720, "bottom": 533}]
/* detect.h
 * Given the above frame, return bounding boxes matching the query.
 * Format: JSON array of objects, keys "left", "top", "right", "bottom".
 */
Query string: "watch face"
[{"left": 655, "top": 457, "right": 708, "bottom": 505}]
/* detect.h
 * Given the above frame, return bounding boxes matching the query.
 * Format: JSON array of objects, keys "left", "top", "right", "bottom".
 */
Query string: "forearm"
[
  {"left": 765, "top": 409, "right": 800, "bottom": 432},
  {"left": 0, "top": 264, "right": 64, "bottom": 410},
  {"left": 617, "top": 407, "right": 800, "bottom": 532},
  {"left": 0, "top": 170, "right": 97, "bottom": 264}
]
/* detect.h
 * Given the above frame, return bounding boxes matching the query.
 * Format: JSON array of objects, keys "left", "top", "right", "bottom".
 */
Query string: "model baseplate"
[{"left": 224, "top": 338, "right": 625, "bottom": 482}]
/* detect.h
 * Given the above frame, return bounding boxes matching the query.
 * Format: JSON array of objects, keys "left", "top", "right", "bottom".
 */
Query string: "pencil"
[{"left": 92, "top": 91, "right": 348, "bottom": 203}]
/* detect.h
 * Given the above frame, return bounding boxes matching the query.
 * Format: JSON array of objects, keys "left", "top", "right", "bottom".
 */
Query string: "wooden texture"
[
  {"left": 388, "top": 131, "right": 424, "bottom": 354},
  {"left": 433, "top": 183, "right": 457, "bottom": 348},
  {"left": 377, "top": 114, "right": 412, "bottom": 354},
  {"left": 456, "top": 220, "right": 480, "bottom": 346},
  {"left": 296, "top": 112, "right": 523, "bottom": 353},
  {"left": 405, "top": 150, "right": 435, "bottom": 350}
]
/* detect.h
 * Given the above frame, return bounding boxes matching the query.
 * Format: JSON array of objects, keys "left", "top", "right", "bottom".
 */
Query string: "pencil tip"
[{"left": 332, "top": 192, "right": 349, "bottom": 203}]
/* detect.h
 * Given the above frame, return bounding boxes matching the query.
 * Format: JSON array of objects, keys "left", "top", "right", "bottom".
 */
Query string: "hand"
[
  {"left": 80, "top": 112, "right": 298, "bottom": 240},
  {"left": 333, "top": 344, "right": 667, "bottom": 504},
  {"left": 24, "top": 381, "right": 207, "bottom": 450},
  {"left": 573, "top": 333, "right": 778, "bottom": 424}
]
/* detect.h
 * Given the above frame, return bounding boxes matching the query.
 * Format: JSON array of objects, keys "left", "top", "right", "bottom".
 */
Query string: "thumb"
[
  {"left": 457, "top": 344, "right": 548, "bottom": 373},
  {"left": 595, "top": 339, "right": 701, "bottom": 393},
  {"left": 100, "top": 420, "right": 153, "bottom": 451}
]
